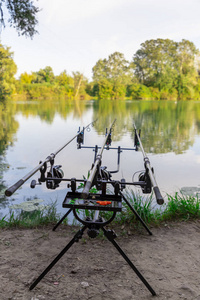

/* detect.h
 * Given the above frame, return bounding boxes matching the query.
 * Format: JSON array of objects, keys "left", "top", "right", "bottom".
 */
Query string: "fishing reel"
[
  {"left": 31, "top": 163, "right": 64, "bottom": 189},
  {"left": 138, "top": 170, "right": 152, "bottom": 194},
  {"left": 95, "top": 166, "right": 112, "bottom": 191},
  {"left": 46, "top": 165, "right": 64, "bottom": 189}
]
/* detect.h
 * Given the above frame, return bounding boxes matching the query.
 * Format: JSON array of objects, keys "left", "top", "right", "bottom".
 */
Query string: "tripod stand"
[
  {"left": 5, "top": 119, "right": 164, "bottom": 297},
  {"left": 30, "top": 192, "right": 156, "bottom": 296}
]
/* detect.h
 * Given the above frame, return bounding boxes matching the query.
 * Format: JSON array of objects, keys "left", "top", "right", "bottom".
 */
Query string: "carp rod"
[
  {"left": 5, "top": 120, "right": 97, "bottom": 197},
  {"left": 81, "top": 119, "right": 116, "bottom": 200},
  {"left": 133, "top": 122, "right": 164, "bottom": 205},
  {"left": 80, "top": 119, "right": 116, "bottom": 224}
]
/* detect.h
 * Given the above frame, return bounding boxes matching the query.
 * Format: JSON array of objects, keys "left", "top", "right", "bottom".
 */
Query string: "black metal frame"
[
  {"left": 29, "top": 154, "right": 155, "bottom": 294},
  {"left": 29, "top": 122, "right": 161, "bottom": 295},
  {"left": 6, "top": 119, "right": 164, "bottom": 297},
  {"left": 30, "top": 199, "right": 156, "bottom": 296}
]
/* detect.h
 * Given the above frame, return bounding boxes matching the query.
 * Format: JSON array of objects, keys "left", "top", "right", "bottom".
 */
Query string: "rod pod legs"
[
  {"left": 29, "top": 225, "right": 87, "bottom": 291},
  {"left": 102, "top": 227, "right": 156, "bottom": 296},
  {"left": 30, "top": 224, "right": 156, "bottom": 296}
]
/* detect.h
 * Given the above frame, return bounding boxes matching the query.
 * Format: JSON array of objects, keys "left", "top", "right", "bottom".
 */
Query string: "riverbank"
[
  {"left": 0, "top": 220, "right": 200, "bottom": 300},
  {"left": 1, "top": 191, "right": 200, "bottom": 229}
]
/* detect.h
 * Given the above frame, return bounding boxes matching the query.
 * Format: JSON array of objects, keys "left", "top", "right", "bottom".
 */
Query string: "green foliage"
[
  {"left": 135, "top": 85, "right": 152, "bottom": 99},
  {"left": 133, "top": 38, "right": 200, "bottom": 100},
  {"left": 126, "top": 83, "right": 153, "bottom": 99},
  {"left": 0, "top": 0, "right": 39, "bottom": 38},
  {"left": 16, "top": 69, "right": 92, "bottom": 100},
  {"left": 32, "top": 66, "right": 55, "bottom": 84},
  {"left": 116, "top": 190, "right": 156, "bottom": 225},
  {"left": 92, "top": 52, "right": 133, "bottom": 99},
  {"left": 20, "top": 72, "right": 35, "bottom": 84},
  {"left": 56, "top": 70, "right": 73, "bottom": 87},
  {"left": 96, "top": 79, "right": 113, "bottom": 99},
  {"left": 0, "top": 44, "right": 17, "bottom": 100},
  {"left": 17, "top": 68, "right": 76, "bottom": 99},
  {"left": 91, "top": 40, "right": 200, "bottom": 100},
  {"left": 17, "top": 82, "right": 74, "bottom": 99},
  {"left": 73, "top": 71, "right": 88, "bottom": 98},
  {"left": 1, "top": 191, "right": 200, "bottom": 228},
  {"left": 1, "top": 201, "right": 60, "bottom": 228},
  {"left": 163, "top": 193, "right": 200, "bottom": 221},
  {"left": 133, "top": 39, "right": 178, "bottom": 87},
  {"left": 3, "top": 38, "right": 200, "bottom": 101},
  {"left": 116, "top": 191, "right": 200, "bottom": 227}
]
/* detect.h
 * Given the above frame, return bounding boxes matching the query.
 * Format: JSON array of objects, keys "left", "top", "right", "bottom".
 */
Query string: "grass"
[
  {"left": 0, "top": 191, "right": 200, "bottom": 229},
  {"left": 0, "top": 201, "right": 62, "bottom": 228},
  {"left": 117, "top": 189, "right": 156, "bottom": 225},
  {"left": 117, "top": 190, "right": 200, "bottom": 226},
  {"left": 161, "top": 192, "right": 200, "bottom": 221}
]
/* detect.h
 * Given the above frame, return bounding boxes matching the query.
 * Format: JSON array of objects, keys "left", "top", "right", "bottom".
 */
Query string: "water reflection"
[
  {"left": 14, "top": 98, "right": 89, "bottom": 123},
  {"left": 93, "top": 100, "right": 200, "bottom": 154},
  {"left": 1, "top": 99, "right": 200, "bottom": 217},
  {"left": 0, "top": 102, "right": 19, "bottom": 213},
  {"left": 3, "top": 99, "right": 200, "bottom": 155}
]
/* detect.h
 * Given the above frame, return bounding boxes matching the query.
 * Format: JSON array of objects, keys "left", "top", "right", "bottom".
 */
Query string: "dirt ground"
[{"left": 0, "top": 220, "right": 200, "bottom": 300}]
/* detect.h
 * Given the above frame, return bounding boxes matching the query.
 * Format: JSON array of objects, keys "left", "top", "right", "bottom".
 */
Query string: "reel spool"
[
  {"left": 46, "top": 165, "right": 64, "bottom": 189},
  {"left": 138, "top": 171, "right": 152, "bottom": 194}
]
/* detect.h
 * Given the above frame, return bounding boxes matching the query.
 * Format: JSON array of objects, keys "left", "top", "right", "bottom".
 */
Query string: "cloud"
[{"left": 39, "top": 0, "right": 133, "bottom": 25}]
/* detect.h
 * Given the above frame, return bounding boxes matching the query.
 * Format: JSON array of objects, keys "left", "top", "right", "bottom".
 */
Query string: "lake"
[{"left": 1, "top": 99, "right": 200, "bottom": 220}]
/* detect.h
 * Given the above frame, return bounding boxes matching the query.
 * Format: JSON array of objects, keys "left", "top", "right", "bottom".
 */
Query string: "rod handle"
[
  {"left": 153, "top": 186, "right": 164, "bottom": 205},
  {"left": 81, "top": 180, "right": 92, "bottom": 199},
  {"left": 5, "top": 179, "right": 25, "bottom": 197}
]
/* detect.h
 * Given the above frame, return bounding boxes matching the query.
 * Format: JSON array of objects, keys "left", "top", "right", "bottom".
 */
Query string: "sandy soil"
[{"left": 0, "top": 220, "right": 200, "bottom": 300}]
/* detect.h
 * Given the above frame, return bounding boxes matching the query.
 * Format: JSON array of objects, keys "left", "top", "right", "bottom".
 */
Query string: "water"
[{"left": 1, "top": 99, "right": 200, "bottom": 220}]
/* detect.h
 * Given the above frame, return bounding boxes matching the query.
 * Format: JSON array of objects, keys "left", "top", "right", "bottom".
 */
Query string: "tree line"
[{"left": 1, "top": 38, "right": 200, "bottom": 101}]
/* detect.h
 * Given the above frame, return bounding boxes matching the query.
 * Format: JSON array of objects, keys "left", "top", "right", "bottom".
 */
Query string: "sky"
[{"left": 1, "top": 0, "right": 200, "bottom": 81}]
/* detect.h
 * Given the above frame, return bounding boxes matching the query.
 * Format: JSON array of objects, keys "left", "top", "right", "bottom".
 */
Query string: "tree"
[
  {"left": 0, "top": 43, "right": 17, "bottom": 99},
  {"left": 72, "top": 71, "right": 89, "bottom": 99},
  {"left": 92, "top": 52, "right": 133, "bottom": 99},
  {"left": 175, "top": 40, "right": 199, "bottom": 99},
  {"left": 0, "top": 0, "right": 39, "bottom": 38},
  {"left": 93, "top": 52, "right": 133, "bottom": 84},
  {"left": 56, "top": 70, "right": 73, "bottom": 87},
  {"left": 106, "top": 52, "right": 133, "bottom": 84},
  {"left": 176, "top": 39, "right": 199, "bottom": 75},
  {"left": 133, "top": 39, "right": 200, "bottom": 99},
  {"left": 92, "top": 59, "right": 108, "bottom": 82},
  {"left": 20, "top": 71, "right": 35, "bottom": 84},
  {"left": 133, "top": 39, "right": 178, "bottom": 89},
  {"left": 95, "top": 79, "right": 113, "bottom": 100},
  {"left": 32, "top": 66, "right": 55, "bottom": 84}
]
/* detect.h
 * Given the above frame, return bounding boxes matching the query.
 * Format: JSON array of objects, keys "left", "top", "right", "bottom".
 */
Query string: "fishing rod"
[
  {"left": 81, "top": 119, "right": 116, "bottom": 199},
  {"left": 80, "top": 119, "right": 116, "bottom": 226},
  {"left": 5, "top": 120, "right": 97, "bottom": 197},
  {"left": 133, "top": 122, "right": 164, "bottom": 205}
]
